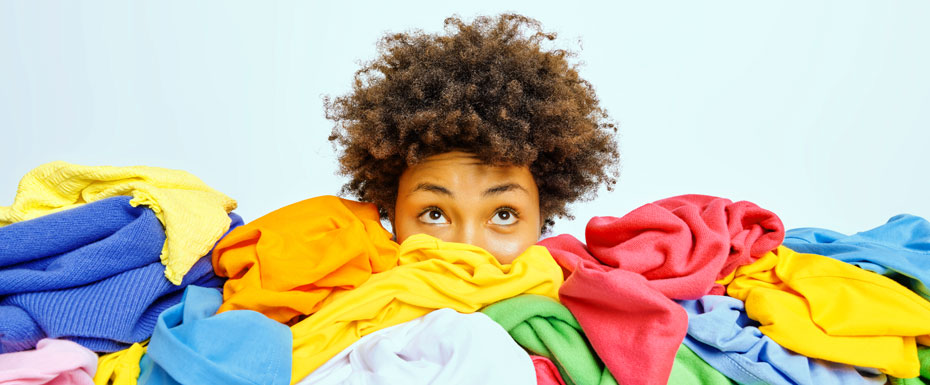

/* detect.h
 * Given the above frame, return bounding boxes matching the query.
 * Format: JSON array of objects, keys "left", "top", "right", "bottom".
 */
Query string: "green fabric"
[
  {"left": 667, "top": 344, "right": 736, "bottom": 385},
  {"left": 891, "top": 347, "right": 930, "bottom": 385},
  {"left": 481, "top": 294, "right": 617, "bottom": 385}
]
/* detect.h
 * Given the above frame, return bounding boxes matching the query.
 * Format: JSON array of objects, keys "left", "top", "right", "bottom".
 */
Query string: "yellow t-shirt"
[
  {"left": 288, "top": 233, "right": 563, "bottom": 383},
  {"left": 727, "top": 245, "right": 930, "bottom": 377}
]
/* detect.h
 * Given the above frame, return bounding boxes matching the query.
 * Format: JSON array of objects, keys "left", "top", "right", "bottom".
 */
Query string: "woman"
[{"left": 327, "top": 13, "right": 620, "bottom": 262}]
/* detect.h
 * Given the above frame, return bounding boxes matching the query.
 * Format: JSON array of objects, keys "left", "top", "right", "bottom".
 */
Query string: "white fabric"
[{"left": 296, "top": 308, "right": 535, "bottom": 385}]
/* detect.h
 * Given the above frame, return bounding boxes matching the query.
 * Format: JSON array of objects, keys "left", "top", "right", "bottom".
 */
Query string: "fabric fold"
[
  {"left": 680, "top": 295, "right": 887, "bottom": 385},
  {"left": 533, "top": 356, "right": 568, "bottom": 385},
  {"left": 726, "top": 246, "right": 930, "bottom": 378},
  {"left": 0, "top": 196, "right": 236, "bottom": 353},
  {"left": 289, "top": 233, "right": 563, "bottom": 383},
  {"left": 784, "top": 214, "right": 930, "bottom": 299},
  {"left": 137, "top": 286, "right": 292, "bottom": 385},
  {"left": 296, "top": 308, "right": 535, "bottom": 385},
  {"left": 0, "top": 161, "right": 237, "bottom": 284},
  {"left": 481, "top": 294, "right": 616, "bottom": 385},
  {"left": 212, "top": 195, "right": 399, "bottom": 324},
  {"left": 538, "top": 194, "right": 784, "bottom": 385},
  {"left": 0, "top": 338, "right": 98, "bottom": 385},
  {"left": 94, "top": 342, "right": 147, "bottom": 385}
]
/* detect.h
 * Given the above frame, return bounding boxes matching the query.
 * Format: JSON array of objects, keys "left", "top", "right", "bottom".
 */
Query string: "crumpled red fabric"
[
  {"left": 538, "top": 194, "right": 784, "bottom": 385},
  {"left": 532, "top": 356, "right": 568, "bottom": 385}
]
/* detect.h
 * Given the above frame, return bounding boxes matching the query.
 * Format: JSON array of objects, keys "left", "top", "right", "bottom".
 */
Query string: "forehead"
[{"left": 398, "top": 152, "right": 536, "bottom": 193}]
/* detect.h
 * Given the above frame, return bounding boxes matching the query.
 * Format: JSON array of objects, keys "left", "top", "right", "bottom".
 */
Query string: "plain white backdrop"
[{"left": 2, "top": 1, "right": 928, "bottom": 239}]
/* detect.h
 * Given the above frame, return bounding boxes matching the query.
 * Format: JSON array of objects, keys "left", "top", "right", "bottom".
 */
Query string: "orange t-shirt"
[{"left": 211, "top": 195, "right": 399, "bottom": 324}]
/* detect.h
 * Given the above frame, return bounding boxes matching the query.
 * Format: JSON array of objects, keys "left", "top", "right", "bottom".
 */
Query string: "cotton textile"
[
  {"left": 137, "top": 286, "right": 292, "bottom": 385},
  {"left": 0, "top": 338, "right": 97, "bottom": 385},
  {"left": 726, "top": 246, "right": 930, "bottom": 378},
  {"left": 537, "top": 194, "right": 784, "bottom": 385},
  {"left": 212, "top": 195, "right": 399, "bottom": 324},
  {"left": 0, "top": 196, "right": 234, "bottom": 353},
  {"left": 680, "top": 295, "right": 886, "bottom": 385},
  {"left": 784, "top": 214, "right": 930, "bottom": 299},
  {"left": 289, "top": 233, "right": 563, "bottom": 383},
  {"left": 94, "top": 342, "right": 147, "bottom": 385},
  {"left": 890, "top": 348, "right": 930, "bottom": 385},
  {"left": 481, "top": 294, "right": 616, "bottom": 385},
  {"left": 533, "top": 356, "right": 568, "bottom": 385},
  {"left": 296, "top": 308, "right": 535, "bottom": 385},
  {"left": 666, "top": 344, "right": 735, "bottom": 385},
  {"left": 0, "top": 161, "right": 237, "bottom": 284}
]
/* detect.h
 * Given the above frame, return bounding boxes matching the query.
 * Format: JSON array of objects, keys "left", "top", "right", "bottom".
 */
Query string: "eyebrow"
[
  {"left": 483, "top": 183, "right": 528, "bottom": 197},
  {"left": 411, "top": 183, "right": 454, "bottom": 197},
  {"left": 409, "top": 182, "right": 528, "bottom": 198}
]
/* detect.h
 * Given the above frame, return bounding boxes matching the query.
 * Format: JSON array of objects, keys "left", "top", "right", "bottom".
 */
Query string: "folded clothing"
[
  {"left": 94, "top": 342, "right": 147, "bottom": 385},
  {"left": 890, "top": 347, "right": 930, "bottom": 385},
  {"left": 538, "top": 194, "right": 784, "bottom": 385},
  {"left": 297, "top": 308, "right": 534, "bottom": 385},
  {"left": 289, "top": 233, "right": 563, "bottom": 383},
  {"left": 138, "top": 286, "right": 292, "bottom": 385},
  {"left": 0, "top": 338, "right": 97, "bottom": 385},
  {"left": 784, "top": 214, "right": 930, "bottom": 299},
  {"left": 726, "top": 246, "right": 930, "bottom": 378},
  {"left": 667, "top": 344, "right": 735, "bottom": 385},
  {"left": 0, "top": 161, "right": 237, "bottom": 284},
  {"left": 533, "top": 356, "right": 568, "bottom": 385},
  {"left": 481, "top": 294, "right": 616, "bottom": 385},
  {"left": 212, "top": 196, "right": 398, "bottom": 324},
  {"left": 680, "top": 295, "right": 887, "bottom": 385},
  {"left": 0, "top": 196, "right": 238, "bottom": 353}
]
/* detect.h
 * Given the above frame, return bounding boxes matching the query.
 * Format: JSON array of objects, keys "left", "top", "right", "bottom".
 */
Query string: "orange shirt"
[{"left": 211, "top": 196, "right": 399, "bottom": 324}]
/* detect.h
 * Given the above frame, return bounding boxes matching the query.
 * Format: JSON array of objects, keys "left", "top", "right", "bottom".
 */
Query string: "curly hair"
[{"left": 326, "top": 13, "right": 619, "bottom": 228}]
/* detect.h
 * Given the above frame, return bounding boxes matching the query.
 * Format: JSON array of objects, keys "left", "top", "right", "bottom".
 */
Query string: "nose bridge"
[{"left": 453, "top": 216, "right": 485, "bottom": 248}]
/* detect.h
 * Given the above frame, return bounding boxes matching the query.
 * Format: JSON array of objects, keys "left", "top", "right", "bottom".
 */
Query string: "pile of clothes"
[{"left": 1, "top": 162, "right": 928, "bottom": 385}]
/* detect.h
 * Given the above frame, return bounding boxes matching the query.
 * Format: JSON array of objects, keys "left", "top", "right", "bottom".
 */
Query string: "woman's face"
[{"left": 393, "top": 151, "right": 542, "bottom": 263}]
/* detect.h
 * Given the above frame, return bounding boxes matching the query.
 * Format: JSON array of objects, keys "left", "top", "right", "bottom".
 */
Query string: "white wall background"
[{"left": 1, "top": 1, "right": 928, "bottom": 239}]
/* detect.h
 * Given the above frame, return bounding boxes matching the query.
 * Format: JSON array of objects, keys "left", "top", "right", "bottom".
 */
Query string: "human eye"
[
  {"left": 489, "top": 207, "right": 519, "bottom": 226},
  {"left": 417, "top": 206, "right": 450, "bottom": 225}
]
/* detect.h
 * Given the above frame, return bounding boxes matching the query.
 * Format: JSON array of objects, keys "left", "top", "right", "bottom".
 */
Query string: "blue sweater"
[{"left": 0, "top": 196, "right": 242, "bottom": 353}]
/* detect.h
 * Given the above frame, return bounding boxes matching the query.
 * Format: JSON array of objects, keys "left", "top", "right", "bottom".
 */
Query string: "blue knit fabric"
[
  {"left": 679, "top": 296, "right": 887, "bottom": 385},
  {"left": 138, "top": 285, "right": 292, "bottom": 385},
  {"left": 0, "top": 196, "right": 242, "bottom": 353},
  {"left": 784, "top": 214, "right": 930, "bottom": 299}
]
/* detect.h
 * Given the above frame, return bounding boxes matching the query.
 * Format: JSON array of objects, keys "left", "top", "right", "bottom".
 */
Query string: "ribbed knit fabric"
[
  {"left": 537, "top": 194, "right": 784, "bottom": 385},
  {"left": 784, "top": 214, "right": 930, "bottom": 300},
  {"left": 680, "top": 295, "right": 887, "bottom": 385},
  {"left": 0, "top": 338, "right": 98, "bottom": 385},
  {"left": 137, "top": 286, "right": 292, "bottom": 385},
  {"left": 481, "top": 294, "right": 616, "bottom": 385},
  {"left": 0, "top": 161, "right": 238, "bottom": 284},
  {"left": 0, "top": 196, "right": 239, "bottom": 353}
]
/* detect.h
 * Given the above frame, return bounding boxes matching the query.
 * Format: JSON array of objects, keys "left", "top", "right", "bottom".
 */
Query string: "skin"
[{"left": 393, "top": 151, "right": 542, "bottom": 264}]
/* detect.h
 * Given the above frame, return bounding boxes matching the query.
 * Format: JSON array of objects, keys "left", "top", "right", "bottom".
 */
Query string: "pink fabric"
[
  {"left": 0, "top": 338, "right": 97, "bottom": 384},
  {"left": 532, "top": 355, "right": 568, "bottom": 385},
  {"left": 538, "top": 194, "right": 783, "bottom": 385}
]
